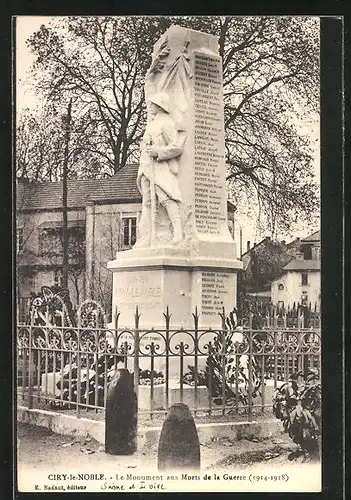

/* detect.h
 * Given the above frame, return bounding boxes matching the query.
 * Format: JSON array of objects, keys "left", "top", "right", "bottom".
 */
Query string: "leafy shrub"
[
  {"left": 139, "top": 369, "right": 165, "bottom": 385},
  {"left": 272, "top": 368, "right": 321, "bottom": 459},
  {"left": 182, "top": 365, "right": 207, "bottom": 386}
]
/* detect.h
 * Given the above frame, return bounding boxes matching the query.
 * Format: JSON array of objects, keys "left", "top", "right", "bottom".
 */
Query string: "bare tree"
[
  {"left": 16, "top": 108, "right": 64, "bottom": 181},
  {"left": 27, "top": 17, "right": 148, "bottom": 175},
  {"left": 21, "top": 15, "right": 319, "bottom": 235}
]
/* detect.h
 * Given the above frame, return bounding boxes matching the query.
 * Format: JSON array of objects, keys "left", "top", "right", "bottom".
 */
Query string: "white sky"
[
  {"left": 15, "top": 16, "right": 321, "bottom": 251},
  {"left": 16, "top": 16, "right": 57, "bottom": 114}
]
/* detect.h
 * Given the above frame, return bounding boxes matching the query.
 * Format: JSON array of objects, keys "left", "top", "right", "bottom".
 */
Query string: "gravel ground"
[{"left": 16, "top": 422, "right": 310, "bottom": 472}]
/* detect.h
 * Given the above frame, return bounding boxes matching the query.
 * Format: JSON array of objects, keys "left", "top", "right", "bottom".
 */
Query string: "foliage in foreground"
[
  {"left": 182, "top": 310, "right": 264, "bottom": 407},
  {"left": 272, "top": 368, "right": 321, "bottom": 459}
]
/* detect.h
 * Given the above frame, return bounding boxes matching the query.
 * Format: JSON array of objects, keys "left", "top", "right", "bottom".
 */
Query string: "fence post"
[
  {"left": 248, "top": 327, "right": 253, "bottom": 422},
  {"left": 133, "top": 306, "right": 140, "bottom": 404},
  {"left": 249, "top": 309, "right": 253, "bottom": 330},
  {"left": 298, "top": 306, "right": 304, "bottom": 329},
  {"left": 219, "top": 306, "right": 228, "bottom": 413},
  {"left": 27, "top": 311, "right": 34, "bottom": 409},
  {"left": 273, "top": 306, "right": 278, "bottom": 329},
  {"left": 76, "top": 313, "right": 82, "bottom": 419},
  {"left": 283, "top": 308, "right": 287, "bottom": 329},
  {"left": 150, "top": 342, "right": 155, "bottom": 418},
  {"left": 192, "top": 306, "right": 200, "bottom": 415},
  {"left": 163, "top": 307, "right": 171, "bottom": 411},
  {"left": 114, "top": 306, "right": 120, "bottom": 371},
  {"left": 207, "top": 341, "right": 213, "bottom": 415},
  {"left": 179, "top": 342, "right": 184, "bottom": 404}
]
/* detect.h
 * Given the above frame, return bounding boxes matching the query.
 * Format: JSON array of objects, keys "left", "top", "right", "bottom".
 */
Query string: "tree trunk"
[{"left": 62, "top": 98, "right": 73, "bottom": 289}]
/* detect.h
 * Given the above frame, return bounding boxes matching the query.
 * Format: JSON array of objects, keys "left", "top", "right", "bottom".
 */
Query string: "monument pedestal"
[{"left": 107, "top": 243, "right": 242, "bottom": 330}]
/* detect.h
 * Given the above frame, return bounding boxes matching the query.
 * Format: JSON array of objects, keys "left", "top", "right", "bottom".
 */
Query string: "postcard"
[{"left": 15, "top": 14, "right": 327, "bottom": 494}]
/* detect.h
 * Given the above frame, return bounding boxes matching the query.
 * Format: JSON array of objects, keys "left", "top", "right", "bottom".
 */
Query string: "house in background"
[
  {"left": 16, "top": 164, "right": 237, "bottom": 318},
  {"left": 239, "top": 230, "right": 320, "bottom": 311},
  {"left": 16, "top": 164, "right": 142, "bottom": 315},
  {"left": 239, "top": 236, "right": 302, "bottom": 303},
  {"left": 271, "top": 230, "right": 321, "bottom": 310}
]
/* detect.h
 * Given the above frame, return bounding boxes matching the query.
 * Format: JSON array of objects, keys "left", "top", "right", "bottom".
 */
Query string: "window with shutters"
[
  {"left": 301, "top": 272, "right": 308, "bottom": 286},
  {"left": 122, "top": 217, "right": 137, "bottom": 248}
]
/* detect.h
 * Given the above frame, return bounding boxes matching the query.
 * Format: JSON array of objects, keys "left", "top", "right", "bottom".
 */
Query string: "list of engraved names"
[
  {"left": 202, "top": 271, "right": 229, "bottom": 316},
  {"left": 193, "top": 52, "right": 226, "bottom": 235}
]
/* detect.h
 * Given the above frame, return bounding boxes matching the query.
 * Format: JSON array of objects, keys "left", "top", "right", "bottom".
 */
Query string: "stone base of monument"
[
  {"left": 255, "top": 379, "right": 284, "bottom": 407},
  {"left": 41, "top": 372, "right": 62, "bottom": 397},
  {"left": 138, "top": 381, "right": 208, "bottom": 412},
  {"left": 108, "top": 244, "right": 242, "bottom": 330}
]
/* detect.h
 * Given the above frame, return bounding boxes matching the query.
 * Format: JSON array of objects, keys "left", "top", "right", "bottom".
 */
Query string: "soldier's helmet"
[{"left": 148, "top": 92, "right": 171, "bottom": 113}]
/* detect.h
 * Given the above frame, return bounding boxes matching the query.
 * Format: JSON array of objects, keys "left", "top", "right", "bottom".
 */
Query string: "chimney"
[
  {"left": 281, "top": 240, "right": 286, "bottom": 245},
  {"left": 265, "top": 236, "right": 271, "bottom": 241},
  {"left": 296, "top": 251, "right": 304, "bottom": 261},
  {"left": 247, "top": 241, "right": 250, "bottom": 252}
]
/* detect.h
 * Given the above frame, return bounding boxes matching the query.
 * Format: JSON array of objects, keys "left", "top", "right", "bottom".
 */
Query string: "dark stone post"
[
  {"left": 105, "top": 368, "right": 137, "bottom": 455},
  {"left": 158, "top": 403, "right": 200, "bottom": 470}
]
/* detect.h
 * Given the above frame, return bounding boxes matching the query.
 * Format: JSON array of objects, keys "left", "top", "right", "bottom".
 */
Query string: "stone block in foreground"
[
  {"left": 157, "top": 402, "right": 200, "bottom": 470},
  {"left": 105, "top": 368, "right": 137, "bottom": 455}
]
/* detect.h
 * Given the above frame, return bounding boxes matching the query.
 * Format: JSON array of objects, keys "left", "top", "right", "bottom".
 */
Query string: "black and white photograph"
[{"left": 15, "top": 15, "right": 323, "bottom": 493}]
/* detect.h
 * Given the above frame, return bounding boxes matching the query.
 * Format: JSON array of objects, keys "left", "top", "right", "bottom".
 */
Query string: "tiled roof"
[
  {"left": 17, "top": 165, "right": 237, "bottom": 213},
  {"left": 286, "top": 237, "right": 302, "bottom": 248},
  {"left": 240, "top": 237, "right": 270, "bottom": 257},
  {"left": 301, "top": 230, "right": 320, "bottom": 243},
  {"left": 283, "top": 259, "right": 321, "bottom": 271},
  {"left": 16, "top": 164, "right": 141, "bottom": 211}
]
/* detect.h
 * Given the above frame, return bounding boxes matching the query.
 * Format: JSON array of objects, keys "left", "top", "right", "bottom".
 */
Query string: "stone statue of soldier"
[{"left": 136, "top": 92, "right": 185, "bottom": 247}]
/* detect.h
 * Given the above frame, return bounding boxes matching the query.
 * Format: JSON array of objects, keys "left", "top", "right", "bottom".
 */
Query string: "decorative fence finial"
[
  {"left": 163, "top": 306, "right": 172, "bottom": 329},
  {"left": 134, "top": 306, "right": 141, "bottom": 329}
]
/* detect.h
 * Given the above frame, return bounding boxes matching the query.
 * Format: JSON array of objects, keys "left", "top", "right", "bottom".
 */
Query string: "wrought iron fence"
[
  {"left": 17, "top": 297, "right": 32, "bottom": 324},
  {"left": 239, "top": 303, "right": 321, "bottom": 330},
  {"left": 17, "top": 306, "right": 321, "bottom": 422}
]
